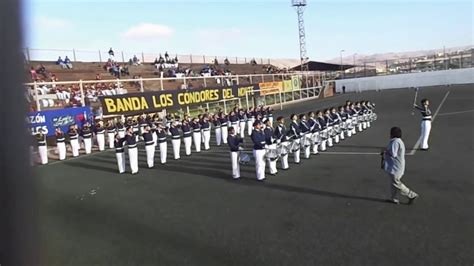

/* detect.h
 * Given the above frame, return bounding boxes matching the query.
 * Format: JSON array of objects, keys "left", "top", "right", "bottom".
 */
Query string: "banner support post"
[
  {"left": 34, "top": 81, "right": 40, "bottom": 111},
  {"left": 160, "top": 72, "right": 164, "bottom": 90},
  {"left": 139, "top": 77, "right": 144, "bottom": 93},
  {"left": 245, "top": 90, "right": 249, "bottom": 110},
  {"left": 203, "top": 77, "right": 207, "bottom": 87},
  {"left": 223, "top": 98, "right": 227, "bottom": 114},
  {"left": 279, "top": 90, "right": 283, "bottom": 110},
  {"left": 79, "top": 80, "right": 85, "bottom": 107}
]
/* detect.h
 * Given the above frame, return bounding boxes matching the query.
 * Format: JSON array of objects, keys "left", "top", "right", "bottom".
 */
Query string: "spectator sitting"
[
  {"left": 95, "top": 73, "right": 102, "bottom": 80},
  {"left": 36, "top": 64, "right": 47, "bottom": 76},
  {"left": 174, "top": 55, "right": 178, "bottom": 63},
  {"left": 30, "top": 67, "right": 38, "bottom": 80},
  {"left": 56, "top": 56, "right": 67, "bottom": 68},
  {"left": 159, "top": 54, "right": 165, "bottom": 64},
  {"left": 108, "top": 47, "right": 115, "bottom": 61},
  {"left": 121, "top": 65, "right": 130, "bottom": 76},
  {"left": 132, "top": 55, "right": 141, "bottom": 66},
  {"left": 251, "top": 58, "right": 257, "bottom": 65},
  {"left": 224, "top": 57, "right": 230, "bottom": 65},
  {"left": 165, "top": 51, "right": 170, "bottom": 62},
  {"left": 214, "top": 58, "right": 219, "bottom": 66},
  {"left": 64, "top": 56, "right": 73, "bottom": 69}
]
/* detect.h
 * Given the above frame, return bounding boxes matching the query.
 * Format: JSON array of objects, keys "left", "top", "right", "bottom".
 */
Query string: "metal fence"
[
  {"left": 23, "top": 47, "right": 272, "bottom": 65},
  {"left": 341, "top": 49, "right": 474, "bottom": 79}
]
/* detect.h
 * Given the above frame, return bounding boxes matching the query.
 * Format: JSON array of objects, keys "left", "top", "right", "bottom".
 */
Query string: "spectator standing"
[{"left": 108, "top": 47, "right": 115, "bottom": 61}]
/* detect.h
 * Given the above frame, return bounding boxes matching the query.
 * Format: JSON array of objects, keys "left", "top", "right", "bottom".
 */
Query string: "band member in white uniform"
[
  {"left": 81, "top": 123, "right": 93, "bottom": 154},
  {"left": 169, "top": 121, "right": 181, "bottom": 160},
  {"left": 263, "top": 119, "right": 278, "bottom": 175},
  {"left": 330, "top": 108, "right": 341, "bottom": 144},
  {"left": 414, "top": 98, "right": 432, "bottom": 151},
  {"left": 191, "top": 118, "right": 202, "bottom": 152},
  {"left": 117, "top": 121, "right": 126, "bottom": 138},
  {"left": 289, "top": 114, "right": 301, "bottom": 164},
  {"left": 114, "top": 134, "right": 126, "bottom": 174},
  {"left": 299, "top": 114, "right": 311, "bottom": 159},
  {"left": 247, "top": 107, "right": 255, "bottom": 136},
  {"left": 219, "top": 113, "right": 229, "bottom": 144},
  {"left": 142, "top": 125, "right": 156, "bottom": 168},
  {"left": 181, "top": 119, "right": 192, "bottom": 156},
  {"left": 36, "top": 129, "right": 48, "bottom": 164},
  {"left": 345, "top": 105, "right": 354, "bottom": 138},
  {"left": 229, "top": 111, "right": 239, "bottom": 136},
  {"left": 156, "top": 124, "right": 168, "bottom": 164},
  {"left": 68, "top": 125, "right": 80, "bottom": 157},
  {"left": 324, "top": 109, "right": 334, "bottom": 147},
  {"left": 106, "top": 121, "right": 116, "bottom": 149},
  {"left": 95, "top": 120, "right": 106, "bottom": 151},
  {"left": 212, "top": 114, "right": 222, "bottom": 146},
  {"left": 251, "top": 120, "right": 267, "bottom": 181},
  {"left": 274, "top": 116, "right": 289, "bottom": 170},
  {"left": 349, "top": 103, "right": 358, "bottom": 135},
  {"left": 124, "top": 127, "right": 138, "bottom": 174},
  {"left": 55, "top": 127, "right": 66, "bottom": 160},
  {"left": 227, "top": 127, "right": 243, "bottom": 179},
  {"left": 338, "top": 106, "right": 348, "bottom": 140}
]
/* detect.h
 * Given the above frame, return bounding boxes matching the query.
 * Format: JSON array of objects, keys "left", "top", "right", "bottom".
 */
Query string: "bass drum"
[
  {"left": 289, "top": 140, "right": 300, "bottom": 152},
  {"left": 277, "top": 142, "right": 290, "bottom": 156}
]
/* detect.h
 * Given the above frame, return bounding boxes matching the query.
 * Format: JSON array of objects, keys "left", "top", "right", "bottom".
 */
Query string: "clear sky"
[{"left": 23, "top": 0, "right": 473, "bottom": 61}]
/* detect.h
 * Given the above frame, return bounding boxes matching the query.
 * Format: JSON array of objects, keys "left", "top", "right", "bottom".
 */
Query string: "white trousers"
[
  {"left": 107, "top": 133, "right": 115, "bottom": 149},
  {"left": 116, "top": 152, "right": 126, "bottom": 173},
  {"left": 172, "top": 139, "right": 181, "bottom": 159},
  {"left": 293, "top": 139, "right": 301, "bottom": 163},
  {"left": 334, "top": 134, "right": 340, "bottom": 144},
  {"left": 281, "top": 153, "right": 289, "bottom": 170},
  {"left": 203, "top": 130, "right": 211, "bottom": 150},
  {"left": 70, "top": 139, "right": 80, "bottom": 157},
  {"left": 303, "top": 145, "right": 311, "bottom": 159},
  {"left": 193, "top": 132, "right": 201, "bottom": 152},
  {"left": 128, "top": 147, "right": 138, "bottom": 174},
  {"left": 312, "top": 133, "right": 319, "bottom": 154},
  {"left": 38, "top": 145, "right": 48, "bottom": 164},
  {"left": 269, "top": 117, "right": 273, "bottom": 127},
  {"left": 145, "top": 144, "right": 155, "bottom": 168},
  {"left": 221, "top": 126, "right": 228, "bottom": 144},
  {"left": 340, "top": 130, "right": 345, "bottom": 140},
  {"left": 247, "top": 120, "right": 253, "bottom": 136},
  {"left": 420, "top": 120, "right": 431, "bottom": 149},
  {"left": 267, "top": 144, "right": 278, "bottom": 174},
  {"left": 253, "top": 149, "right": 266, "bottom": 180},
  {"left": 84, "top": 138, "right": 92, "bottom": 154},
  {"left": 328, "top": 136, "right": 333, "bottom": 147},
  {"left": 239, "top": 122, "right": 246, "bottom": 138},
  {"left": 230, "top": 151, "right": 240, "bottom": 179},
  {"left": 389, "top": 173, "right": 418, "bottom": 200},
  {"left": 152, "top": 132, "right": 158, "bottom": 148},
  {"left": 97, "top": 133, "right": 105, "bottom": 151},
  {"left": 159, "top": 142, "right": 167, "bottom": 164},
  {"left": 57, "top": 142, "right": 66, "bottom": 160},
  {"left": 358, "top": 123, "right": 363, "bottom": 132},
  {"left": 215, "top": 128, "right": 222, "bottom": 146},
  {"left": 184, "top": 137, "right": 192, "bottom": 155}
]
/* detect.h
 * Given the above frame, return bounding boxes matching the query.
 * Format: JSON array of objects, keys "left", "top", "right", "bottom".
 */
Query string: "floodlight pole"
[{"left": 292, "top": 0, "right": 308, "bottom": 72}]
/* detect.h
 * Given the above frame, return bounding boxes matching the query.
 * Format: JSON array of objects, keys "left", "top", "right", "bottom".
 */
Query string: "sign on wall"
[{"left": 259, "top": 81, "right": 283, "bottom": 96}]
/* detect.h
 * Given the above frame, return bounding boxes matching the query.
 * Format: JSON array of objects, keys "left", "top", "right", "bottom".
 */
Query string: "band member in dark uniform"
[
  {"left": 247, "top": 107, "right": 255, "bottom": 136},
  {"left": 251, "top": 120, "right": 267, "bottom": 181},
  {"left": 169, "top": 121, "right": 181, "bottom": 160},
  {"left": 324, "top": 109, "right": 335, "bottom": 147},
  {"left": 274, "top": 116, "right": 289, "bottom": 170},
  {"left": 227, "top": 127, "right": 243, "bottom": 179},
  {"left": 308, "top": 111, "right": 321, "bottom": 155},
  {"left": 142, "top": 125, "right": 155, "bottom": 168},
  {"left": 238, "top": 109, "right": 247, "bottom": 138},
  {"left": 228, "top": 110, "right": 239, "bottom": 134},
  {"left": 36, "top": 128, "right": 48, "bottom": 164},
  {"left": 289, "top": 114, "right": 301, "bottom": 164},
  {"left": 414, "top": 98, "right": 432, "bottom": 150},
  {"left": 156, "top": 124, "right": 168, "bottom": 164},
  {"left": 124, "top": 126, "right": 138, "bottom": 174},
  {"left": 117, "top": 120, "right": 126, "bottom": 138},
  {"left": 95, "top": 120, "right": 106, "bottom": 151},
  {"left": 68, "top": 124, "right": 80, "bottom": 157},
  {"left": 219, "top": 112, "right": 229, "bottom": 144},
  {"left": 191, "top": 117, "right": 202, "bottom": 152},
  {"left": 338, "top": 106, "right": 348, "bottom": 140},
  {"left": 201, "top": 114, "right": 211, "bottom": 150},
  {"left": 55, "top": 127, "right": 66, "bottom": 160},
  {"left": 299, "top": 113, "right": 311, "bottom": 159},
  {"left": 316, "top": 110, "right": 328, "bottom": 151},
  {"left": 114, "top": 133, "right": 126, "bottom": 174},
  {"left": 81, "top": 123, "right": 93, "bottom": 154},
  {"left": 212, "top": 114, "right": 222, "bottom": 146},
  {"left": 264, "top": 118, "right": 278, "bottom": 175},
  {"left": 330, "top": 107, "right": 341, "bottom": 144},
  {"left": 181, "top": 119, "right": 192, "bottom": 156},
  {"left": 106, "top": 120, "right": 116, "bottom": 149}
]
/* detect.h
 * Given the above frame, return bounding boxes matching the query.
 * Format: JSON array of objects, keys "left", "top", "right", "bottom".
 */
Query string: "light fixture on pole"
[
  {"left": 340, "top": 49, "right": 345, "bottom": 78},
  {"left": 292, "top": 0, "right": 308, "bottom": 72}
]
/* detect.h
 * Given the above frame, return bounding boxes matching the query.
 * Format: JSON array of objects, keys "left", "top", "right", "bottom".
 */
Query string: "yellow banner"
[
  {"left": 283, "top": 80, "right": 293, "bottom": 92},
  {"left": 259, "top": 81, "right": 283, "bottom": 96}
]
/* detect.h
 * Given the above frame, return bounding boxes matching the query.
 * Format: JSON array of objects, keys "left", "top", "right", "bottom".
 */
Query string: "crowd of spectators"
[{"left": 56, "top": 56, "right": 73, "bottom": 69}]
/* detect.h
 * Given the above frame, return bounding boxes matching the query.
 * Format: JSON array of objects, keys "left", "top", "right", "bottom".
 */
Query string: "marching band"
[{"left": 32, "top": 101, "right": 377, "bottom": 180}]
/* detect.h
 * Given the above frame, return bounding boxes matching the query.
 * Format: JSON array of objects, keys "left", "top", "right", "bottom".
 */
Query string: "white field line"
[
  {"left": 437, "top": 109, "right": 474, "bottom": 116},
  {"left": 408, "top": 90, "right": 450, "bottom": 155}
]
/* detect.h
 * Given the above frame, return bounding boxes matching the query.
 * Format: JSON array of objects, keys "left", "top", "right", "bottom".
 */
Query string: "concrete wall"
[{"left": 336, "top": 68, "right": 474, "bottom": 92}]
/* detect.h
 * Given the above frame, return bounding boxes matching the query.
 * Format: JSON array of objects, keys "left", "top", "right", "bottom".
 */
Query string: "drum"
[
  {"left": 277, "top": 142, "right": 290, "bottom": 155},
  {"left": 320, "top": 129, "right": 328, "bottom": 140},
  {"left": 327, "top": 127, "right": 335, "bottom": 137},
  {"left": 289, "top": 140, "right": 300, "bottom": 152},
  {"left": 239, "top": 151, "right": 251, "bottom": 164},
  {"left": 311, "top": 132, "right": 321, "bottom": 144},
  {"left": 265, "top": 146, "right": 279, "bottom": 160},
  {"left": 334, "top": 125, "right": 341, "bottom": 134},
  {"left": 301, "top": 134, "right": 312, "bottom": 148}
]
